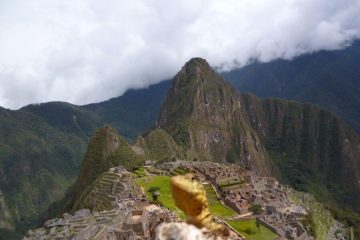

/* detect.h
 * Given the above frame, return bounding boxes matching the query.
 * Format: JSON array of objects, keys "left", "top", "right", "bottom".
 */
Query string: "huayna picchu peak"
[
  {"left": 157, "top": 58, "right": 271, "bottom": 176},
  {"left": 2, "top": 57, "right": 360, "bottom": 239},
  {"left": 156, "top": 58, "right": 360, "bottom": 215}
]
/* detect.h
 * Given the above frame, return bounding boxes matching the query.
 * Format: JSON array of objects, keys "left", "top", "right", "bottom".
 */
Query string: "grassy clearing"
[
  {"left": 227, "top": 219, "right": 278, "bottom": 240},
  {"left": 203, "top": 184, "right": 236, "bottom": 217},
  {"left": 136, "top": 175, "right": 185, "bottom": 217},
  {"left": 136, "top": 175, "right": 236, "bottom": 218}
]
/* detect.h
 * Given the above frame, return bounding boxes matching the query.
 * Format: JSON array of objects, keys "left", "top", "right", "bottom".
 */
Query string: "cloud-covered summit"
[{"left": 1, "top": 0, "right": 360, "bottom": 109}]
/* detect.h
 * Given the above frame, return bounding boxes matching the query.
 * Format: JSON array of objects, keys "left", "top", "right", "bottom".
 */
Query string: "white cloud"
[{"left": 0, "top": 0, "right": 359, "bottom": 109}]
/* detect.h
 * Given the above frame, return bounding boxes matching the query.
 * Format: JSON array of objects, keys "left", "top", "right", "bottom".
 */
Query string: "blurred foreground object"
[
  {"left": 170, "top": 174, "right": 229, "bottom": 238},
  {"left": 155, "top": 222, "right": 209, "bottom": 240}
]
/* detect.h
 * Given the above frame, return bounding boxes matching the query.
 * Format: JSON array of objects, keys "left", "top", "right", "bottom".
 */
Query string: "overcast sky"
[{"left": 0, "top": 0, "right": 360, "bottom": 109}]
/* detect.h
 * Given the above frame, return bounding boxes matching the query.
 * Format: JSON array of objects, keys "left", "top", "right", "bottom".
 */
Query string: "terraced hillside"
[{"left": 72, "top": 169, "right": 140, "bottom": 211}]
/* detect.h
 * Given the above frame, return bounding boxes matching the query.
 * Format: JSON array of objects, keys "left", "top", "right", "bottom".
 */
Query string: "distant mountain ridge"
[{"left": 222, "top": 41, "right": 360, "bottom": 133}]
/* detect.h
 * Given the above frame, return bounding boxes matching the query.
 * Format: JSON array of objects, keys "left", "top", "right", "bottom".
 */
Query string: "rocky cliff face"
[
  {"left": 240, "top": 94, "right": 360, "bottom": 209},
  {"left": 157, "top": 58, "right": 271, "bottom": 176},
  {"left": 157, "top": 58, "right": 360, "bottom": 211}
]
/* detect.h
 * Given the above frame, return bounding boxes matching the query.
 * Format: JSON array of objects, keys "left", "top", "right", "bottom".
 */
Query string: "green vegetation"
[
  {"left": 289, "top": 190, "right": 333, "bottom": 240},
  {"left": 0, "top": 228, "right": 23, "bottom": 240},
  {"left": 172, "top": 166, "right": 190, "bottom": 175},
  {"left": 249, "top": 205, "right": 263, "bottom": 216},
  {"left": 157, "top": 57, "right": 360, "bottom": 232},
  {"left": 133, "top": 167, "right": 147, "bottom": 178},
  {"left": 136, "top": 129, "right": 185, "bottom": 161},
  {"left": 136, "top": 175, "right": 183, "bottom": 215},
  {"left": 329, "top": 206, "right": 360, "bottom": 240},
  {"left": 148, "top": 186, "right": 160, "bottom": 193},
  {"left": 73, "top": 172, "right": 124, "bottom": 211},
  {"left": 84, "top": 80, "right": 170, "bottom": 140},
  {"left": 0, "top": 106, "right": 90, "bottom": 236},
  {"left": 227, "top": 219, "right": 279, "bottom": 240},
  {"left": 108, "top": 141, "right": 145, "bottom": 171},
  {"left": 0, "top": 81, "right": 170, "bottom": 237},
  {"left": 248, "top": 205, "right": 264, "bottom": 232},
  {"left": 203, "top": 184, "right": 236, "bottom": 217},
  {"left": 3, "top": 45, "right": 360, "bottom": 240},
  {"left": 148, "top": 186, "right": 161, "bottom": 201},
  {"left": 66, "top": 126, "right": 146, "bottom": 213},
  {"left": 137, "top": 175, "right": 236, "bottom": 218},
  {"left": 301, "top": 213, "right": 316, "bottom": 238}
]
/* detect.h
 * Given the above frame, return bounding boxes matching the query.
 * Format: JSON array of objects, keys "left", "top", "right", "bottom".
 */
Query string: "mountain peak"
[
  {"left": 157, "top": 59, "right": 271, "bottom": 175},
  {"left": 183, "top": 57, "right": 211, "bottom": 69},
  {"left": 175, "top": 58, "right": 216, "bottom": 85},
  {"left": 157, "top": 58, "right": 230, "bottom": 131}
]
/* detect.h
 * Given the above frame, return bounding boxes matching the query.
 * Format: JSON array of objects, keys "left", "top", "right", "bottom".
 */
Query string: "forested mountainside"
[
  {"left": 0, "top": 82, "right": 169, "bottom": 238},
  {"left": 0, "top": 106, "right": 89, "bottom": 236}
]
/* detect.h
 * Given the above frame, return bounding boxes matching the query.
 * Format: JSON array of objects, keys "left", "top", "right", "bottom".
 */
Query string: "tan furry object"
[{"left": 170, "top": 174, "right": 229, "bottom": 237}]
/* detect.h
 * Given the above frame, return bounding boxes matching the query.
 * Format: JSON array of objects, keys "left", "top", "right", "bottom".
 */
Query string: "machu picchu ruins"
[{"left": 24, "top": 160, "right": 347, "bottom": 240}]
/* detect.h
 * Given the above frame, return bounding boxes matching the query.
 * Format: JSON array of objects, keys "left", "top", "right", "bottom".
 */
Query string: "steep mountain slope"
[
  {"left": 0, "top": 107, "right": 89, "bottom": 234},
  {"left": 222, "top": 41, "right": 360, "bottom": 134},
  {"left": 240, "top": 94, "right": 360, "bottom": 210},
  {"left": 157, "top": 58, "right": 360, "bottom": 214},
  {"left": 156, "top": 58, "right": 271, "bottom": 175},
  {"left": 70, "top": 125, "right": 123, "bottom": 206}
]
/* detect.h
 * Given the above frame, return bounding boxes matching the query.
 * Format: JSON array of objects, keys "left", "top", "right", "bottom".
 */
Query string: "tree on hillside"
[
  {"left": 148, "top": 186, "right": 161, "bottom": 201},
  {"left": 249, "top": 204, "right": 263, "bottom": 232}
]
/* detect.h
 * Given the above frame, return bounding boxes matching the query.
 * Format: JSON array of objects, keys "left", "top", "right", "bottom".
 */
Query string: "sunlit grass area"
[
  {"left": 227, "top": 219, "right": 278, "bottom": 240},
  {"left": 136, "top": 175, "right": 236, "bottom": 218},
  {"left": 203, "top": 184, "right": 236, "bottom": 217},
  {"left": 136, "top": 175, "right": 176, "bottom": 208}
]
